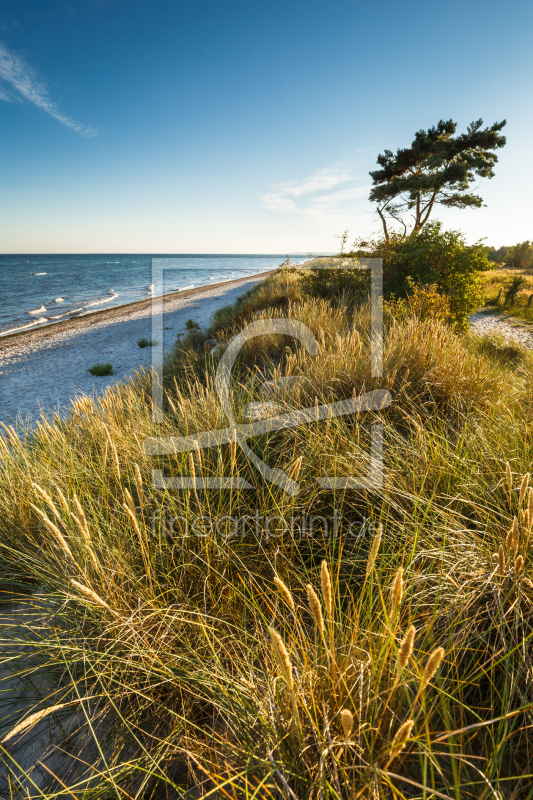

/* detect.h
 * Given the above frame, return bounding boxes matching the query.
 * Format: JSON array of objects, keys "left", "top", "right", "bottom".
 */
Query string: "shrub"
[
  {"left": 137, "top": 338, "right": 159, "bottom": 348},
  {"left": 298, "top": 259, "right": 370, "bottom": 300},
  {"left": 351, "top": 222, "right": 486, "bottom": 328},
  {"left": 88, "top": 362, "right": 113, "bottom": 376},
  {"left": 384, "top": 278, "right": 455, "bottom": 324},
  {"left": 185, "top": 319, "right": 200, "bottom": 330}
]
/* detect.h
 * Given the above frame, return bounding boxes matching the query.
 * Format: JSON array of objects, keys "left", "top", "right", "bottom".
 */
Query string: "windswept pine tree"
[{"left": 369, "top": 118, "right": 506, "bottom": 239}]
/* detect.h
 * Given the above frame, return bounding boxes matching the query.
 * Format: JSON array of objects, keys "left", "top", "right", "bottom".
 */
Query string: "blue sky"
[{"left": 0, "top": 0, "right": 532, "bottom": 253}]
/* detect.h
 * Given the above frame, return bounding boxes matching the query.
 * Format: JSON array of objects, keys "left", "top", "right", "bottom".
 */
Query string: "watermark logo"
[{"left": 143, "top": 258, "right": 390, "bottom": 494}]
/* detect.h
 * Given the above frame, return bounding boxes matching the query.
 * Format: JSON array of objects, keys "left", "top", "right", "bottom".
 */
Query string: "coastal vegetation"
[
  {"left": 137, "top": 338, "right": 159, "bottom": 348},
  {"left": 87, "top": 361, "right": 114, "bottom": 376},
  {"left": 2, "top": 266, "right": 533, "bottom": 797}
]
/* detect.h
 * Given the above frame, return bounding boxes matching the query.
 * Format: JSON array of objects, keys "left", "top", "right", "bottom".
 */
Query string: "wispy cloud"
[
  {"left": 0, "top": 42, "right": 97, "bottom": 137},
  {"left": 261, "top": 167, "right": 370, "bottom": 222}
]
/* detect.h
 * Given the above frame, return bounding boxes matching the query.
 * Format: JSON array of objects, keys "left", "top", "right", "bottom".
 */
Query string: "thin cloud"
[
  {"left": 0, "top": 42, "right": 97, "bottom": 137},
  {"left": 261, "top": 167, "right": 371, "bottom": 222}
]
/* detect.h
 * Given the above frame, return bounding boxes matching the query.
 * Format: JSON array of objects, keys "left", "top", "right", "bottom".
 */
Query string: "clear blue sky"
[{"left": 0, "top": 0, "right": 531, "bottom": 253}]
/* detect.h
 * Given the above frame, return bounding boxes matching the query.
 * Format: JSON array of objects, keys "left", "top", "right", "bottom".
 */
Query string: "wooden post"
[
  {"left": 496, "top": 288, "right": 502, "bottom": 304},
  {"left": 527, "top": 294, "right": 533, "bottom": 309}
]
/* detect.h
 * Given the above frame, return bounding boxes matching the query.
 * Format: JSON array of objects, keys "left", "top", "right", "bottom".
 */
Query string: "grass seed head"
[
  {"left": 188, "top": 452, "right": 196, "bottom": 479},
  {"left": 498, "top": 544, "right": 506, "bottom": 576},
  {"left": 274, "top": 576, "right": 295, "bottom": 612},
  {"left": 365, "top": 523, "right": 383, "bottom": 578},
  {"left": 515, "top": 554, "right": 524, "bottom": 573},
  {"left": 289, "top": 456, "right": 303, "bottom": 481},
  {"left": 340, "top": 708, "right": 354, "bottom": 740},
  {"left": 398, "top": 625, "right": 416, "bottom": 671},
  {"left": 320, "top": 560, "right": 333, "bottom": 618},
  {"left": 387, "top": 719, "right": 414, "bottom": 765},
  {"left": 71, "top": 579, "right": 111, "bottom": 611},
  {"left": 1, "top": 704, "right": 68, "bottom": 744},
  {"left": 134, "top": 463, "right": 144, "bottom": 511},
  {"left": 307, "top": 584, "right": 325, "bottom": 635},
  {"left": 269, "top": 627, "right": 294, "bottom": 692},
  {"left": 422, "top": 646, "right": 445, "bottom": 689},
  {"left": 520, "top": 473, "right": 530, "bottom": 506},
  {"left": 29, "top": 503, "right": 73, "bottom": 561},
  {"left": 390, "top": 566, "right": 404, "bottom": 621}
]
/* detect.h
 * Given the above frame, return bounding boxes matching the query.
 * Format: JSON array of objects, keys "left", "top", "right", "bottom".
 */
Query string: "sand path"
[{"left": 0, "top": 273, "right": 268, "bottom": 427}]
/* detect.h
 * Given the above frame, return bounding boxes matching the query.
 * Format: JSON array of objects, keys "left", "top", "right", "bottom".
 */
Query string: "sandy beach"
[{"left": 0, "top": 271, "right": 271, "bottom": 428}]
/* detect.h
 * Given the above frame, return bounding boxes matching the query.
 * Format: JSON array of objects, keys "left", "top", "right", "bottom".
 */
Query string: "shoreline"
[
  {"left": 0, "top": 271, "right": 274, "bottom": 427},
  {"left": 0, "top": 270, "right": 274, "bottom": 351}
]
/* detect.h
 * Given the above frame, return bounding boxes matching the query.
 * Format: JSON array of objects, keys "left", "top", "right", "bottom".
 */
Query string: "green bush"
[
  {"left": 351, "top": 222, "right": 487, "bottom": 329},
  {"left": 299, "top": 259, "right": 370, "bottom": 300},
  {"left": 185, "top": 319, "right": 200, "bottom": 330},
  {"left": 384, "top": 278, "right": 455, "bottom": 324},
  {"left": 88, "top": 362, "right": 113, "bottom": 376},
  {"left": 137, "top": 338, "right": 159, "bottom": 348}
]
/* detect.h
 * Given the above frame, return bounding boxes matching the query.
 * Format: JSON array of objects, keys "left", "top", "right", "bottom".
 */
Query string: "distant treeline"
[{"left": 487, "top": 240, "right": 532, "bottom": 269}]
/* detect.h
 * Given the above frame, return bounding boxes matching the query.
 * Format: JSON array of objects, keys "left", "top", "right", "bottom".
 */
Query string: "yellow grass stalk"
[
  {"left": 392, "top": 625, "right": 416, "bottom": 690},
  {"left": 365, "top": 524, "right": 383, "bottom": 578},
  {"left": 274, "top": 576, "right": 295, "bottom": 612},
  {"left": 520, "top": 473, "right": 530, "bottom": 506},
  {"left": 512, "top": 516, "right": 520, "bottom": 551},
  {"left": 506, "top": 461, "right": 512, "bottom": 489},
  {"left": 71, "top": 579, "right": 111, "bottom": 611},
  {"left": 390, "top": 566, "right": 403, "bottom": 621},
  {"left": 230, "top": 429, "right": 237, "bottom": 472},
  {"left": 124, "top": 487, "right": 137, "bottom": 520},
  {"left": 320, "top": 560, "right": 333, "bottom": 618},
  {"left": 188, "top": 452, "right": 196, "bottom": 479},
  {"left": 71, "top": 494, "right": 100, "bottom": 572},
  {"left": 56, "top": 487, "right": 70, "bottom": 514},
  {"left": 29, "top": 504, "right": 73, "bottom": 561},
  {"left": 515, "top": 554, "right": 524, "bottom": 574},
  {"left": 32, "top": 483, "right": 62, "bottom": 523},
  {"left": 269, "top": 628, "right": 294, "bottom": 693},
  {"left": 386, "top": 719, "right": 414, "bottom": 766},
  {"left": 289, "top": 456, "right": 303, "bottom": 482},
  {"left": 307, "top": 584, "right": 325, "bottom": 636},
  {"left": 193, "top": 439, "right": 203, "bottom": 470},
  {"left": 109, "top": 440, "right": 121, "bottom": 480},
  {"left": 421, "top": 646, "right": 445, "bottom": 689},
  {"left": 0, "top": 421, "right": 20, "bottom": 447},
  {"left": 528, "top": 488, "right": 533, "bottom": 529},
  {"left": 340, "top": 708, "right": 354, "bottom": 739},
  {"left": 1, "top": 704, "right": 68, "bottom": 744},
  {"left": 498, "top": 544, "right": 506, "bottom": 577},
  {"left": 134, "top": 463, "right": 144, "bottom": 512}
]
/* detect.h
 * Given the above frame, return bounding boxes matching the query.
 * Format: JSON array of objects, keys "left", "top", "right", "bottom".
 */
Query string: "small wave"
[
  {"left": 28, "top": 305, "right": 47, "bottom": 315},
  {"left": 54, "top": 297, "right": 65, "bottom": 303},
  {"left": 1, "top": 317, "right": 48, "bottom": 336},
  {"left": 84, "top": 292, "right": 119, "bottom": 309},
  {"left": 29, "top": 272, "right": 47, "bottom": 275},
  {"left": 178, "top": 284, "right": 195, "bottom": 291}
]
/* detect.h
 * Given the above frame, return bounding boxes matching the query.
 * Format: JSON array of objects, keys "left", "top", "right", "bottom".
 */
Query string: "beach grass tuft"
[{"left": 88, "top": 361, "right": 113, "bottom": 375}]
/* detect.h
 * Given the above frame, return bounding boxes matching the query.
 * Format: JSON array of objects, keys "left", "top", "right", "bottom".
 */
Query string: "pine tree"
[{"left": 369, "top": 119, "right": 506, "bottom": 240}]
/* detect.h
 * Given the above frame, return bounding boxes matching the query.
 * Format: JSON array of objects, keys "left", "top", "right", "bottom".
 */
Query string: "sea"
[{"left": 0, "top": 254, "right": 307, "bottom": 338}]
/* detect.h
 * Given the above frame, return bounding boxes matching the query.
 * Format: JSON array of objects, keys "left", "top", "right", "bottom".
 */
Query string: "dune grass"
[{"left": 1, "top": 270, "right": 533, "bottom": 797}]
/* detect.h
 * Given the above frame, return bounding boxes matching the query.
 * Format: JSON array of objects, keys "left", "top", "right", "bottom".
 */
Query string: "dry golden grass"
[{"left": 1, "top": 269, "right": 533, "bottom": 797}]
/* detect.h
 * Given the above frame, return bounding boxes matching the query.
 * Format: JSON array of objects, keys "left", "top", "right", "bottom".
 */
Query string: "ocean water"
[{"left": 0, "top": 254, "right": 304, "bottom": 337}]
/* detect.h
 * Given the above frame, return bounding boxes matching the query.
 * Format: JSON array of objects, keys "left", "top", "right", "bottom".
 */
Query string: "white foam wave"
[
  {"left": 54, "top": 297, "right": 65, "bottom": 302},
  {"left": 178, "top": 284, "right": 195, "bottom": 291},
  {"left": 29, "top": 272, "right": 47, "bottom": 275},
  {"left": 28, "top": 305, "right": 47, "bottom": 315},
  {"left": 1, "top": 317, "right": 48, "bottom": 336},
  {"left": 83, "top": 292, "right": 119, "bottom": 309}
]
